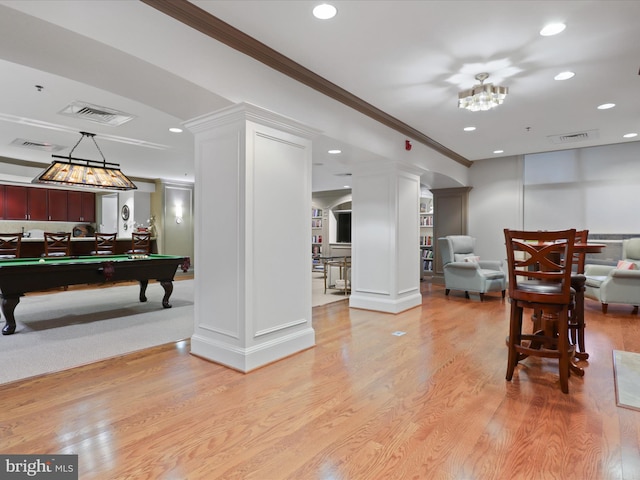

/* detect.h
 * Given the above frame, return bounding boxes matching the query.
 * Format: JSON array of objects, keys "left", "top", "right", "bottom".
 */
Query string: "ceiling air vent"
[
  {"left": 10, "top": 138, "right": 65, "bottom": 152},
  {"left": 58, "top": 101, "right": 136, "bottom": 126},
  {"left": 547, "top": 129, "right": 599, "bottom": 145}
]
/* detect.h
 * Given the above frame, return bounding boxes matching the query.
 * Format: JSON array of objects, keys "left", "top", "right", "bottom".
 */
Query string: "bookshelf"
[
  {"left": 312, "top": 207, "right": 324, "bottom": 272},
  {"left": 420, "top": 198, "right": 434, "bottom": 277}
]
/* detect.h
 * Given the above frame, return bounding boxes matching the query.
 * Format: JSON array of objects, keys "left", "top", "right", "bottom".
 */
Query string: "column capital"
[{"left": 185, "top": 102, "right": 321, "bottom": 140}]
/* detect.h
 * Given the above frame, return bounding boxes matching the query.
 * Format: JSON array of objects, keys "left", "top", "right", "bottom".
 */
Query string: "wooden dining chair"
[
  {"left": 504, "top": 228, "right": 577, "bottom": 393},
  {"left": 91, "top": 232, "right": 117, "bottom": 256},
  {"left": 569, "top": 229, "right": 589, "bottom": 359},
  {"left": 127, "top": 231, "right": 151, "bottom": 255},
  {"left": 0, "top": 233, "right": 22, "bottom": 259},
  {"left": 571, "top": 229, "right": 589, "bottom": 275},
  {"left": 42, "top": 232, "right": 71, "bottom": 257}
]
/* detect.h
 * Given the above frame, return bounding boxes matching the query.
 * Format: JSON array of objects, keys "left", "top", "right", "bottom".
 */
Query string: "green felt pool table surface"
[
  {"left": 0, "top": 254, "right": 190, "bottom": 335},
  {"left": 0, "top": 254, "right": 183, "bottom": 267}
]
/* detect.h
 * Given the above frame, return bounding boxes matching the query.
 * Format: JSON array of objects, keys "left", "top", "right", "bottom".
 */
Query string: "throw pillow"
[
  {"left": 465, "top": 256, "right": 480, "bottom": 263},
  {"left": 617, "top": 260, "right": 636, "bottom": 270}
]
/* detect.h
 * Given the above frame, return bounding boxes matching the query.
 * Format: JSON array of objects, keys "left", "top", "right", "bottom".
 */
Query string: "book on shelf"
[
  {"left": 419, "top": 215, "right": 433, "bottom": 227},
  {"left": 420, "top": 235, "right": 432, "bottom": 246}
]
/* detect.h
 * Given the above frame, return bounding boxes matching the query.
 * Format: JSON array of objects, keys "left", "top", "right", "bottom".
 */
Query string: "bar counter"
[{"left": 19, "top": 236, "right": 157, "bottom": 258}]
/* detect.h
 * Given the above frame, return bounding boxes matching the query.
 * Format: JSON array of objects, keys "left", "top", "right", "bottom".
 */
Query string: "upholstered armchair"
[
  {"left": 584, "top": 238, "right": 640, "bottom": 313},
  {"left": 438, "top": 235, "right": 506, "bottom": 301}
]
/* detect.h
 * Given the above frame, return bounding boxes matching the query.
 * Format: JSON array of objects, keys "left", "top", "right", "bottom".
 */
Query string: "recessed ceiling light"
[
  {"left": 169, "top": 127, "right": 183, "bottom": 133},
  {"left": 493, "top": 150, "right": 504, "bottom": 154},
  {"left": 343, "top": 185, "right": 350, "bottom": 189},
  {"left": 313, "top": 3, "right": 337, "bottom": 20},
  {"left": 554, "top": 71, "right": 575, "bottom": 81},
  {"left": 540, "top": 23, "right": 566, "bottom": 36},
  {"left": 463, "top": 126, "right": 476, "bottom": 132},
  {"left": 623, "top": 133, "right": 638, "bottom": 138},
  {"left": 328, "top": 149, "right": 341, "bottom": 154},
  {"left": 597, "top": 103, "right": 616, "bottom": 110}
]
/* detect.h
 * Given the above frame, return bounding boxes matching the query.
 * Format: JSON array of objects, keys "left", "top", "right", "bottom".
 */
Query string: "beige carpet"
[
  {"left": 613, "top": 350, "right": 640, "bottom": 411},
  {"left": 312, "top": 273, "right": 350, "bottom": 307},
  {"left": 0, "top": 276, "right": 345, "bottom": 385},
  {"left": 0, "top": 280, "right": 195, "bottom": 385}
]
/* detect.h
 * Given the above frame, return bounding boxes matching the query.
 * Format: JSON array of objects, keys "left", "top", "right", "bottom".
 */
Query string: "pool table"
[{"left": 0, "top": 254, "right": 190, "bottom": 335}]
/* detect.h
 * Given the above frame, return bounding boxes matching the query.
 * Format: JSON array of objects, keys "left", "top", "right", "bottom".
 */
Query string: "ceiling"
[{"left": 0, "top": 0, "right": 638, "bottom": 193}]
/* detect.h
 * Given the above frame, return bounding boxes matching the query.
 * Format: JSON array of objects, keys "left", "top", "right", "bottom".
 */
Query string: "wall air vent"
[
  {"left": 547, "top": 129, "right": 599, "bottom": 144},
  {"left": 10, "top": 138, "right": 66, "bottom": 152},
  {"left": 58, "top": 101, "right": 136, "bottom": 126}
]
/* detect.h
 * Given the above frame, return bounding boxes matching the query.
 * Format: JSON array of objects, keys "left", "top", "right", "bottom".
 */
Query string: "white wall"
[
  {"left": 468, "top": 155, "right": 524, "bottom": 265},
  {"left": 162, "top": 183, "right": 193, "bottom": 260}
]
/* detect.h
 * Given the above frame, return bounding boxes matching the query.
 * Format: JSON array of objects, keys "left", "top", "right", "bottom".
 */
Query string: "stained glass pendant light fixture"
[
  {"left": 33, "top": 131, "right": 137, "bottom": 190},
  {"left": 458, "top": 73, "right": 508, "bottom": 112}
]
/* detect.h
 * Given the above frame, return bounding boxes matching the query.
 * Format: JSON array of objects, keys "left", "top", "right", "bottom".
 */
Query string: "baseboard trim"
[
  {"left": 190, "top": 327, "right": 316, "bottom": 373},
  {"left": 348, "top": 292, "right": 422, "bottom": 314}
]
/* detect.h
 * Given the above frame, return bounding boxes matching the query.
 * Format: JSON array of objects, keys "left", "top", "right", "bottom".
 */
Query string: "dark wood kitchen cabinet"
[
  {"left": 5, "top": 185, "right": 28, "bottom": 220},
  {"left": 67, "top": 191, "right": 95, "bottom": 222},
  {"left": 47, "top": 189, "right": 68, "bottom": 221},
  {"left": 28, "top": 188, "right": 48, "bottom": 220},
  {"left": 5, "top": 186, "right": 48, "bottom": 220},
  {"left": 0, "top": 185, "right": 94, "bottom": 222}
]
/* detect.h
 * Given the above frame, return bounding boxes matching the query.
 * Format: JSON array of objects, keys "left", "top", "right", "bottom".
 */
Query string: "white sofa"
[{"left": 584, "top": 238, "right": 640, "bottom": 314}]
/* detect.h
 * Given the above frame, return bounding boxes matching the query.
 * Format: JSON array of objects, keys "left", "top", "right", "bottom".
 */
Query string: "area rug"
[
  {"left": 0, "top": 280, "right": 194, "bottom": 385},
  {"left": 613, "top": 350, "right": 640, "bottom": 411},
  {"left": 312, "top": 274, "right": 350, "bottom": 307}
]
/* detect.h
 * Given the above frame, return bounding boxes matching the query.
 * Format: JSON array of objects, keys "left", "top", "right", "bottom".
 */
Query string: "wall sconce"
[{"left": 175, "top": 204, "right": 183, "bottom": 224}]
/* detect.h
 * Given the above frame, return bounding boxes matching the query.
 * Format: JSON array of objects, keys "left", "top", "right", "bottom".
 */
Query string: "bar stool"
[
  {"left": 127, "top": 231, "right": 151, "bottom": 255},
  {"left": 42, "top": 232, "right": 71, "bottom": 257},
  {"left": 0, "top": 233, "right": 22, "bottom": 259},
  {"left": 569, "top": 229, "right": 589, "bottom": 359},
  {"left": 91, "top": 232, "right": 117, "bottom": 255},
  {"left": 504, "top": 228, "right": 577, "bottom": 393}
]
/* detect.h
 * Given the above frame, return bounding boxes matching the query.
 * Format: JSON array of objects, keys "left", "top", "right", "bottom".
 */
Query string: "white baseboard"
[
  {"left": 190, "top": 327, "right": 316, "bottom": 373},
  {"left": 348, "top": 292, "right": 422, "bottom": 314}
]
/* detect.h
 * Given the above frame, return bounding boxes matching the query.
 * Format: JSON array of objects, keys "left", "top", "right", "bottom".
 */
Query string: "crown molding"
[{"left": 141, "top": 0, "right": 472, "bottom": 168}]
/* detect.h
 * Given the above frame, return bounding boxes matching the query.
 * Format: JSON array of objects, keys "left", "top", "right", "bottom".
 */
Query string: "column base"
[
  {"left": 349, "top": 292, "right": 422, "bottom": 314},
  {"left": 190, "top": 327, "right": 315, "bottom": 373}
]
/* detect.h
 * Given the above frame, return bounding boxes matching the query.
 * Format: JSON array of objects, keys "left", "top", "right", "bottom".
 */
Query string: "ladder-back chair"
[{"left": 504, "top": 228, "right": 577, "bottom": 393}]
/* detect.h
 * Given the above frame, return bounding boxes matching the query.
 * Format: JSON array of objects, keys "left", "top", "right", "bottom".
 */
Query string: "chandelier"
[
  {"left": 458, "top": 73, "right": 508, "bottom": 112},
  {"left": 33, "top": 131, "right": 137, "bottom": 190}
]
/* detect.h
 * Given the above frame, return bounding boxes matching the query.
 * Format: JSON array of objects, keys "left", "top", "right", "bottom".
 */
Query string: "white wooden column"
[
  {"left": 349, "top": 164, "right": 422, "bottom": 313},
  {"left": 185, "top": 103, "right": 318, "bottom": 372}
]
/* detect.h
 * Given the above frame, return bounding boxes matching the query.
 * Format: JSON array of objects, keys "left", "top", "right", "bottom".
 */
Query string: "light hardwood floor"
[{"left": 1, "top": 282, "right": 639, "bottom": 479}]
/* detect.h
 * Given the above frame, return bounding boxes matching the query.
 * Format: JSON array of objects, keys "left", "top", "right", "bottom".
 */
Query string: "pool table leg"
[
  {"left": 161, "top": 281, "right": 173, "bottom": 308},
  {"left": 1, "top": 295, "right": 20, "bottom": 335},
  {"left": 138, "top": 280, "right": 148, "bottom": 303}
]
